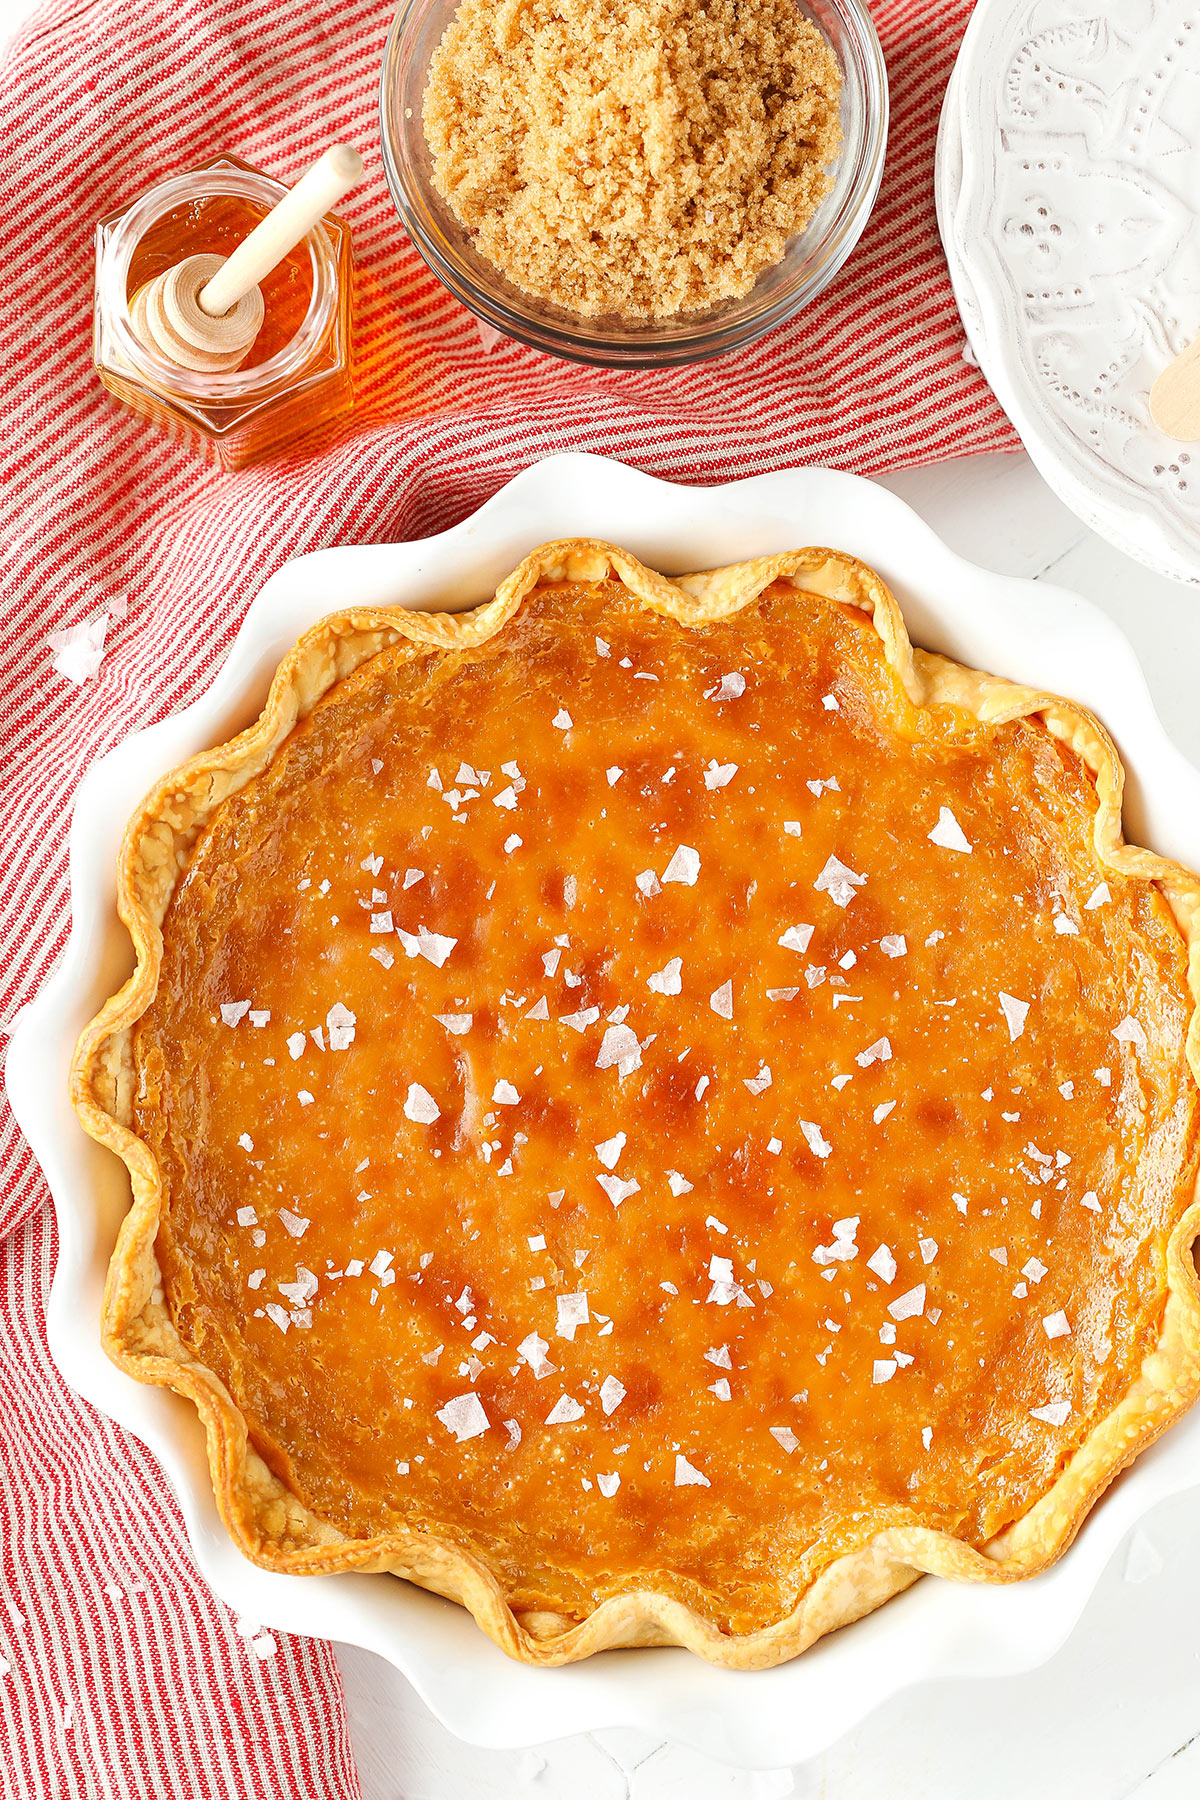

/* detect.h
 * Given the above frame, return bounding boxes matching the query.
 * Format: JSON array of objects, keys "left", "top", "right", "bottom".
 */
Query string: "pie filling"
[{"left": 134, "top": 577, "right": 1199, "bottom": 1636}]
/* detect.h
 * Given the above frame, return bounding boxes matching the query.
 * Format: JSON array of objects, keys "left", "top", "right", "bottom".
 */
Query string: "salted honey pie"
[{"left": 73, "top": 541, "right": 1200, "bottom": 1668}]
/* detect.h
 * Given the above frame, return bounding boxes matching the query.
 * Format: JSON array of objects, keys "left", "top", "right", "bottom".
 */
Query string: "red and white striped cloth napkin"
[{"left": 0, "top": 0, "right": 1015, "bottom": 1791}]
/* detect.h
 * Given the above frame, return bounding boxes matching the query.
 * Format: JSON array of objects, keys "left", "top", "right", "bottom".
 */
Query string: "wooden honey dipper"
[
  {"left": 130, "top": 144, "right": 364, "bottom": 374},
  {"left": 1150, "top": 329, "right": 1200, "bottom": 442}
]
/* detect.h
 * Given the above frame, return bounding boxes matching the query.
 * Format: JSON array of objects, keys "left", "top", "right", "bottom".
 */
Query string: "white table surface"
[{"left": 6, "top": 1, "right": 1200, "bottom": 1793}]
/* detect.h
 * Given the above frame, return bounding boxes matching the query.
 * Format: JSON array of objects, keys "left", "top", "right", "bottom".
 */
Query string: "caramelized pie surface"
[{"left": 131, "top": 576, "right": 1200, "bottom": 1636}]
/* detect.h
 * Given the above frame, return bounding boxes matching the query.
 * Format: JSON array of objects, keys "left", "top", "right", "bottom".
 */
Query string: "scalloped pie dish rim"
[{"left": 68, "top": 535, "right": 1200, "bottom": 1671}]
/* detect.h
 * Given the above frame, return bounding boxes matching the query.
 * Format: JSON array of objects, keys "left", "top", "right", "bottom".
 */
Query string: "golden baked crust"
[{"left": 71, "top": 540, "right": 1200, "bottom": 1668}]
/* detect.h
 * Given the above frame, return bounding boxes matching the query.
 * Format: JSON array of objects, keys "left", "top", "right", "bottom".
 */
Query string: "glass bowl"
[{"left": 379, "top": 0, "right": 889, "bottom": 369}]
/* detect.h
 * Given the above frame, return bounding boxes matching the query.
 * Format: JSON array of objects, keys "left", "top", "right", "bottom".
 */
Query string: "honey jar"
[{"left": 93, "top": 154, "right": 355, "bottom": 471}]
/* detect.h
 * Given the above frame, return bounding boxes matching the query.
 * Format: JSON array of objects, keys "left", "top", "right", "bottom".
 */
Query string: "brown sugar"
[{"left": 422, "top": 0, "right": 843, "bottom": 321}]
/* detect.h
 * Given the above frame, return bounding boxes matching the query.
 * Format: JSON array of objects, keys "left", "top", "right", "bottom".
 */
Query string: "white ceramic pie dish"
[{"left": 9, "top": 453, "right": 1200, "bottom": 1769}]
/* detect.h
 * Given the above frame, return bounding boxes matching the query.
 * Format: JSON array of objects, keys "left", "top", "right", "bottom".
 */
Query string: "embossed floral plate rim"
[
  {"left": 938, "top": 0, "right": 1200, "bottom": 587},
  {"left": 9, "top": 454, "right": 1200, "bottom": 1768}
]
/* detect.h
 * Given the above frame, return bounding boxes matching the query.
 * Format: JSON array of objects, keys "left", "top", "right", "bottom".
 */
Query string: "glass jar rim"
[{"left": 97, "top": 161, "right": 339, "bottom": 402}]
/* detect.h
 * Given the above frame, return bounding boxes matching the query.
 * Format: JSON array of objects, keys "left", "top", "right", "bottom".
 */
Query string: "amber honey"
[
  {"left": 127, "top": 195, "right": 315, "bottom": 370},
  {"left": 94, "top": 155, "right": 355, "bottom": 470}
]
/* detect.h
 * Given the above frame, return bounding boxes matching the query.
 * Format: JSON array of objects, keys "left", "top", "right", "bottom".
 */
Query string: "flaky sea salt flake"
[
  {"left": 928, "top": 807, "right": 972, "bottom": 853},
  {"left": 867, "top": 1244, "right": 897, "bottom": 1284},
  {"left": 814, "top": 855, "right": 865, "bottom": 909},
  {"left": 596, "top": 1024, "right": 642, "bottom": 1075},
  {"left": 1113, "top": 1015, "right": 1148, "bottom": 1052},
  {"left": 556, "top": 1292, "right": 590, "bottom": 1340},
  {"left": 546, "top": 1394, "right": 585, "bottom": 1425},
  {"left": 597, "top": 1172, "right": 640, "bottom": 1207},
  {"left": 888, "top": 1284, "right": 926, "bottom": 1321},
  {"left": 999, "top": 992, "right": 1030, "bottom": 1041},
  {"left": 49, "top": 612, "right": 109, "bottom": 685},
  {"left": 326, "top": 1002, "right": 356, "bottom": 1051},
  {"left": 648, "top": 957, "right": 683, "bottom": 995},
  {"left": 404, "top": 1083, "right": 441, "bottom": 1124},
  {"left": 812, "top": 1215, "right": 858, "bottom": 1265},
  {"left": 799, "top": 1120, "right": 833, "bottom": 1159},
  {"left": 599, "top": 1375, "right": 626, "bottom": 1415},
  {"left": 437, "top": 1392, "right": 490, "bottom": 1442},
  {"left": 416, "top": 927, "right": 456, "bottom": 967},
  {"left": 518, "top": 1332, "right": 551, "bottom": 1375},
  {"left": 662, "top": 845, "right": 701, "bottom": 886},
  {"left": 595, "top": 1132, "right": 626, "bottom": 1169}
]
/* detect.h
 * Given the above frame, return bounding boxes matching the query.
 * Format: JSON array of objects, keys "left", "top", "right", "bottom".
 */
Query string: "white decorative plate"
[
  {"left": 9, "top": 455, "right": 1200, "bottom": 1768},
  {"left": 937, "top": 0, "right": 1200, "bottom": 585}
]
